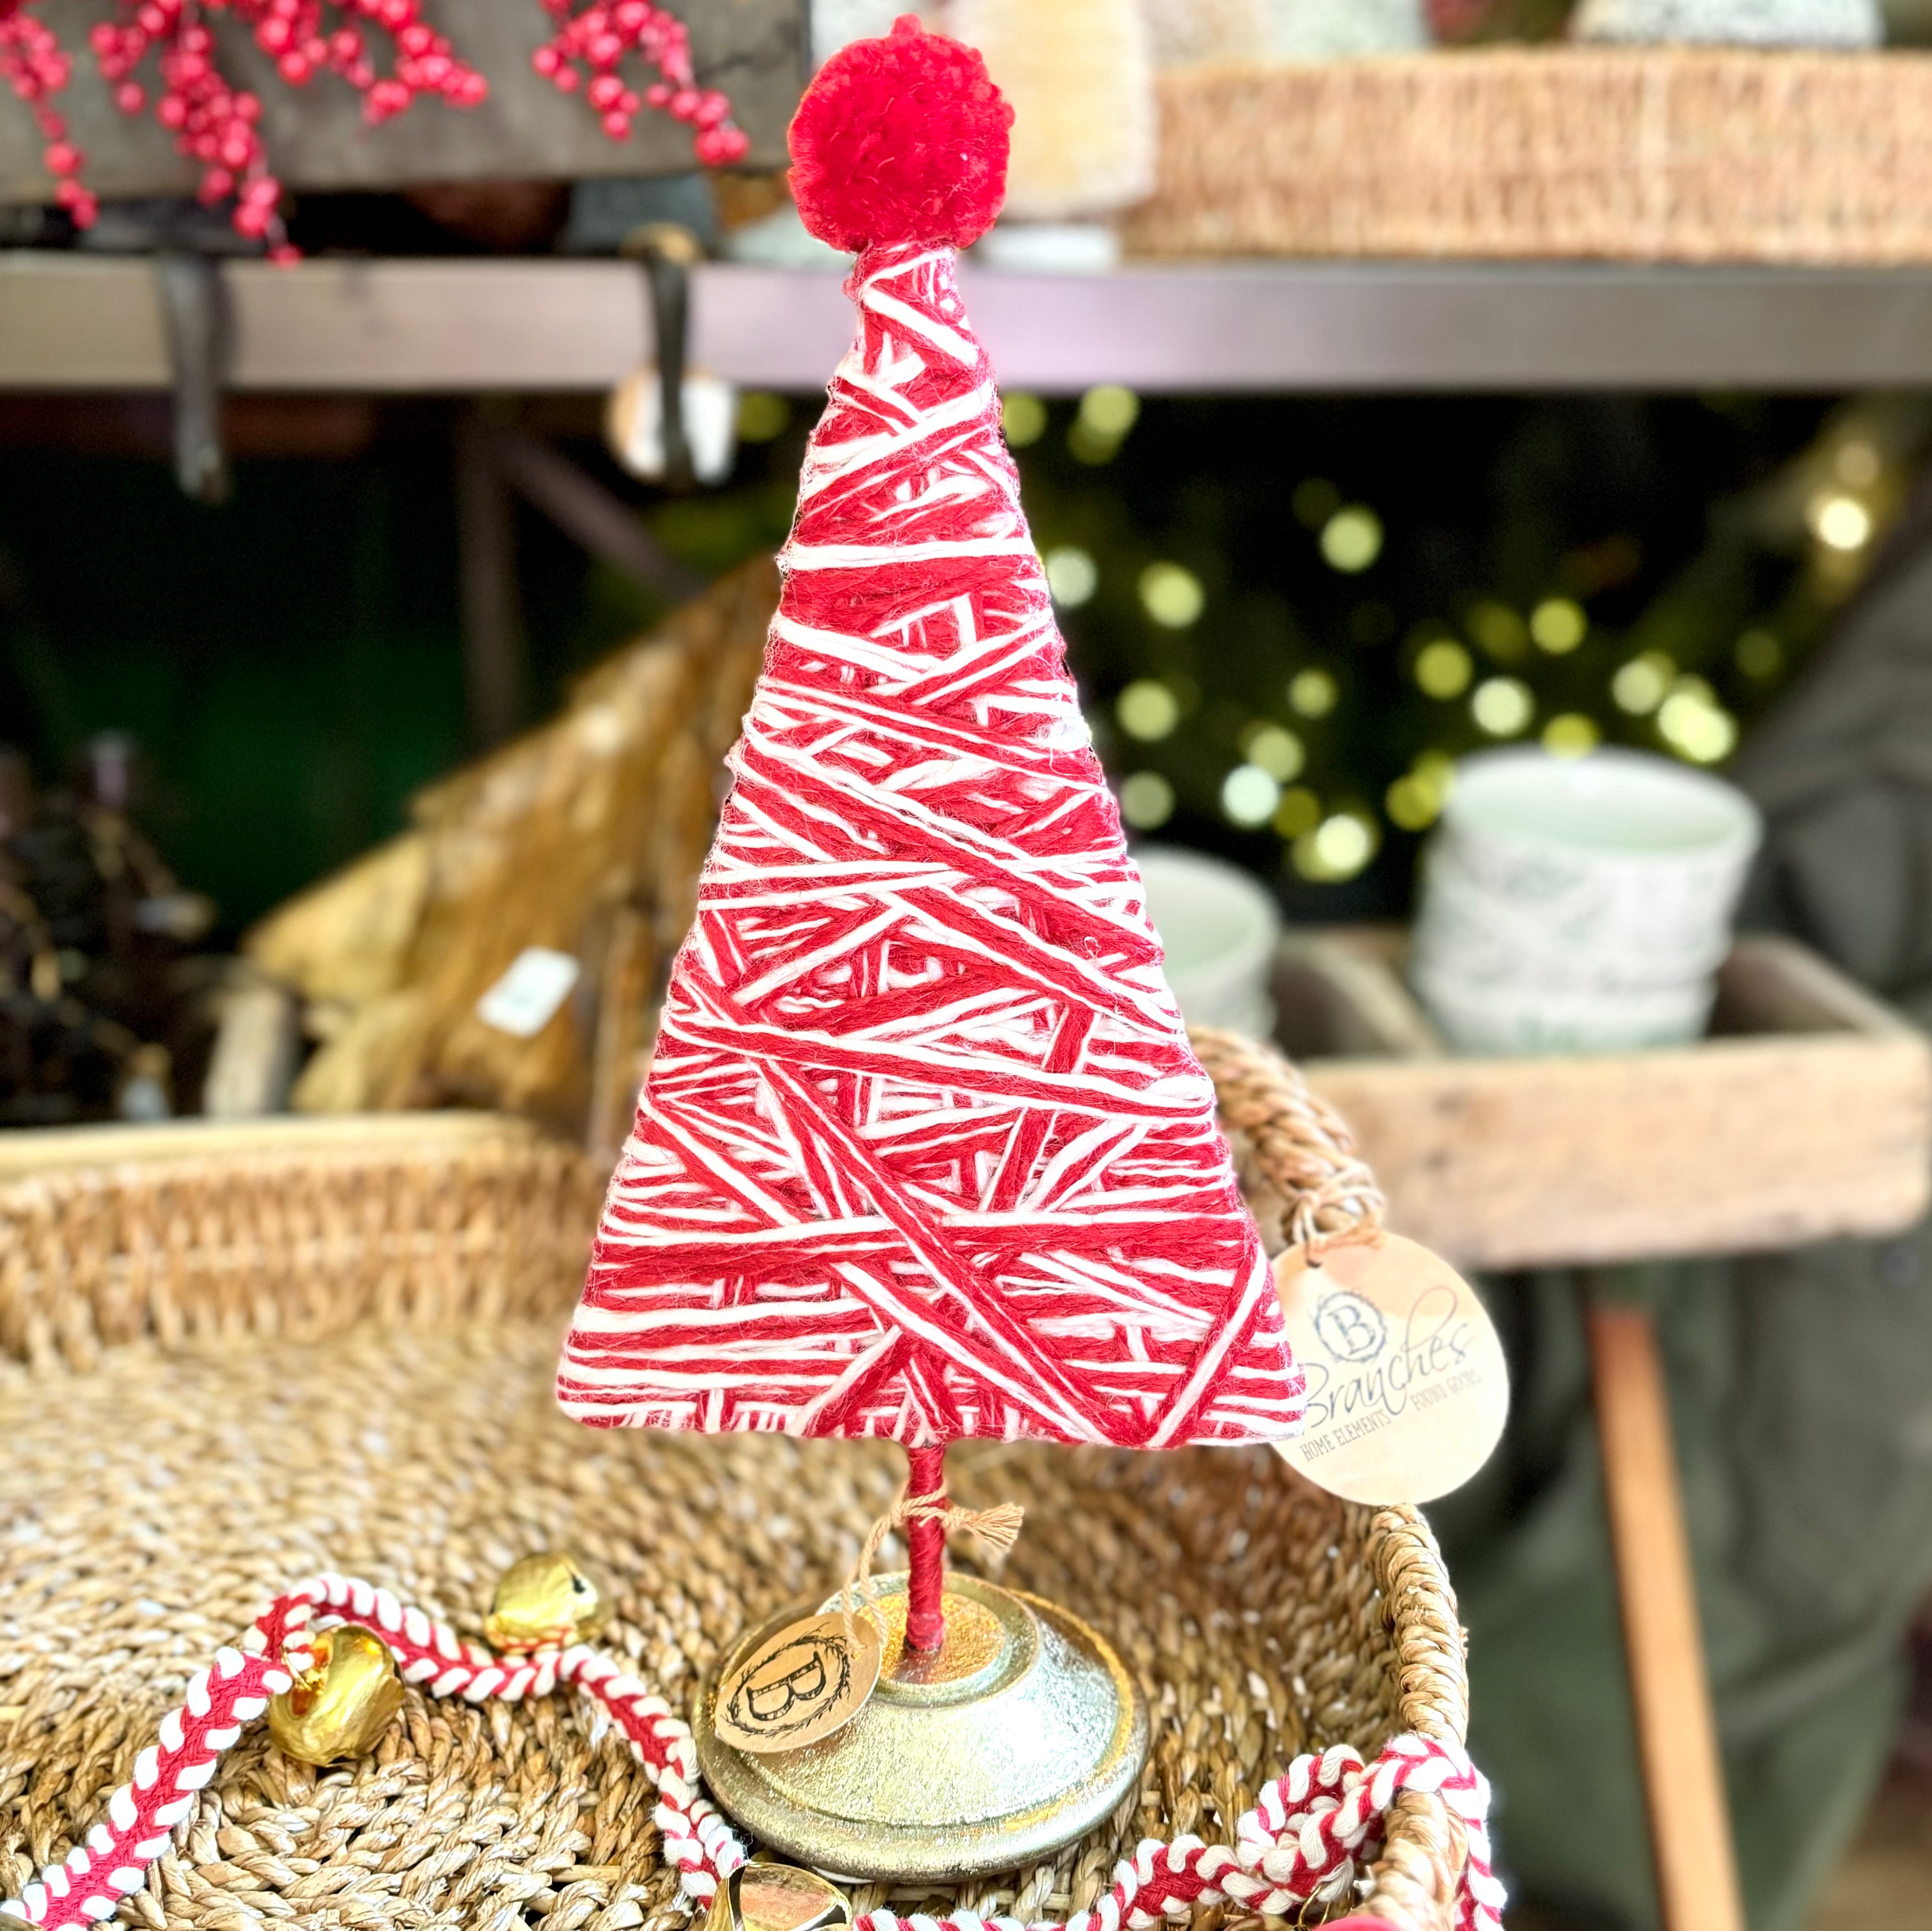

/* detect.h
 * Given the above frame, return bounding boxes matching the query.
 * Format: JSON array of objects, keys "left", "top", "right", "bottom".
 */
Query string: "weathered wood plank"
[{"left": 1283, "top": 930, "right": 1932, "bottom": 1269}]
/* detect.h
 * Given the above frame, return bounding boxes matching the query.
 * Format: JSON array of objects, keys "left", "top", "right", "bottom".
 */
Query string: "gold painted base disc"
[{"left": 693, "top": 1574, "right": 1150, "bottom": 1883}]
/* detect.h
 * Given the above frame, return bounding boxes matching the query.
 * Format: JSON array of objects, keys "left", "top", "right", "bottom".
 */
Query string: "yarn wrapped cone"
[{"left": 556, "top": 18, "right": 1301, "bottom": 1476}]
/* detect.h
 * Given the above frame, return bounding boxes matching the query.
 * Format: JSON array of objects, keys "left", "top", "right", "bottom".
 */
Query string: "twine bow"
[{"left": 837, "top": 1483, "right": 1025, "bottom": 1635}]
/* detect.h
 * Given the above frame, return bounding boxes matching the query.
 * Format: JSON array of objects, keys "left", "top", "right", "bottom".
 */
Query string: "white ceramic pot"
[
  {"left": 1413, "top": 841, "right": 1735, "bottom": 993},
  {"left": 1412, "top": 747, "right": 1762, "bottom": 1054},
  {"left": 1570, "top": 0, "right": 1881, "bottom": 49},
  {"left": 1410, "top": 960, "right": 1719, "bottom": 1057},
  {"left": 1135, "top": 845, "right": 1281, "bottom": 1038}
]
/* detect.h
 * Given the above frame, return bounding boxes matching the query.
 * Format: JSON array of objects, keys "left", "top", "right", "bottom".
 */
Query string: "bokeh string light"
[
  {"left": 1044, "top": 544, "right": 1098, "bottom": 607},
  {"left": 1139, "top": 559, "right": 1204, "bottom": 627},
  {"left": 1069, "top": 383, "right": 1139, "bottom": 464},
  {"left": 982, "top": 395, "right": 1904, "bottom": 895}
]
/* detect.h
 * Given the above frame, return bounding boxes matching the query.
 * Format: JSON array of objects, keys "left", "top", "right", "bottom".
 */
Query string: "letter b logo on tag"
[
  {"left": 712, "top": 1613, "right": 884, "bottom": 1755},
  {"left": 1273, "top": 1233, "right": 1510, "bottom": 1506},
  {"left": 1314, "top": 1291, "right": 1386, "bottom": 1364}
]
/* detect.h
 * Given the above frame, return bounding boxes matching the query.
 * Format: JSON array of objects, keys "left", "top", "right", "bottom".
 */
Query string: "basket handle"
[{"left": 1189, "top": 1025, "right": 1386, "bottom": 1254}]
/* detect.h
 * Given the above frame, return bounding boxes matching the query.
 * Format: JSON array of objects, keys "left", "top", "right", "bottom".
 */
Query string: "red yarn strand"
[{"left": 903, "top": 1442, "right": 948, "bottom": 1652}]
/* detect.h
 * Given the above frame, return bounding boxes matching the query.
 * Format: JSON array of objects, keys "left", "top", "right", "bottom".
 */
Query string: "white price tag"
[{"left": 476, "top": 948, "right": 581, "bottom": 1039}]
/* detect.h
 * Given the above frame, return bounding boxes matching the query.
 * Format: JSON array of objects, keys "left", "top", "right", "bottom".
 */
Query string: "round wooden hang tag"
[
  {"left": 711, "top": 1611, "right": 884, "bottom": 1755},
  {"left": 1270, "top": 1233, "right": 1510, "bottom": 1506}
]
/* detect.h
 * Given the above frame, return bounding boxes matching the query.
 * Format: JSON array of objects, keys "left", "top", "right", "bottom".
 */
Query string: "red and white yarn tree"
[{"left": 557, "top": 15, "right": 1303, "bottom": 1657}]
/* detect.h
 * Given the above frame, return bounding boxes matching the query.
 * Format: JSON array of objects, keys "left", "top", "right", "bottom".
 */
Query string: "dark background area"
[{"left": 0, "top": 388, "right": 1850, "bottom": 938}]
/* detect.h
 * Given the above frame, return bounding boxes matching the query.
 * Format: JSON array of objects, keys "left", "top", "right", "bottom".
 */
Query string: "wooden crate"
[{"left": 1276, "top": 928, "right": 1932, "bottom": 1270}]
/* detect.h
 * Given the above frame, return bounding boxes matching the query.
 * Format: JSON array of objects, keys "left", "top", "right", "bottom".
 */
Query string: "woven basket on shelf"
[
  {"left": 1125, "top": 46, "right": 1932, "bottom": 265},
  {"left": 0, "top": 1035, "right": 1470, "bottom": 1931}
]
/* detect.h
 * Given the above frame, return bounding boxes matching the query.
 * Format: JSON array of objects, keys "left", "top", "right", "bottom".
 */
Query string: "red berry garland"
[
  {"left": 87, "top": 0, "right": 488, "bottom": 254},
  {"left": 0, "top": 1, "right": 95, "bottom": 227},
  {"left": 530, "top": 0, "right": 749, "bottom": 162},
  {"left": 1, "top": 0, "right": 747, "bottom": 258}
]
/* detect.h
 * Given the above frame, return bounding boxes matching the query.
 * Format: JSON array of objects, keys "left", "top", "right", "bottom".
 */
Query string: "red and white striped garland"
[
  {"left": 1, "top": 1597, "right": 315, "bottom": 1928},
  {"left": 1, "top": 1574, "right": 1503, "bottom": 1931}
]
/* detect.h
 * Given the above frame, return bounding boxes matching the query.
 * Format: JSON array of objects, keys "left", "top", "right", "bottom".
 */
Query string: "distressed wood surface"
[
  {"left": 0, "top": 0, "right": 802, "bottom": 201},
  {"left": 1282, "top": 929, "right": 1932, "bottom": 1269}
]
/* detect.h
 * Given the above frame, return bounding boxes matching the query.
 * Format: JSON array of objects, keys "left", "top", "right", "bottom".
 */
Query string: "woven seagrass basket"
[
  {"left": 1126, "top": 46, "right": 1932, "bottom": 265},
  {"left": 0, "top": 1036, "right": 1470, "bottom": 1931}
]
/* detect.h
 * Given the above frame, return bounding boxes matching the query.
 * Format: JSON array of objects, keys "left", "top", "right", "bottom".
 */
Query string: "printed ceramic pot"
[{"left": 1412, "top": 747, "right": 1760, "bottom": 1054}]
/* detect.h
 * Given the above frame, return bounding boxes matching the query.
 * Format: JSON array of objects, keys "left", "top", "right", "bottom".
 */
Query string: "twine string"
[{"left": 837, "top": 1482, "right": 1026, "bottom": 1639}]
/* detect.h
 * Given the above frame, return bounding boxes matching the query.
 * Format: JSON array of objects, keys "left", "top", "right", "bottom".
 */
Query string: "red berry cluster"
[
  {"left": 91, "top": 3, "right": 282, "bottom": 244},
  {"left": 1, "top": 0, "right": 486, "bottom": 254},
  {"left": 0, "top": 0, "right": 95, "bottom": 227},
  {"left": 241, "top": 0, "right": 486, "bottom": 118},
  {"left": 2, "top": 0, "right": 738, "bottom": 253},
  {"left": 89, "top": 0, "right": 487, "bottom": 253},
  {"left": 531, "top": 0, "right": 749, "bottom": 163}
]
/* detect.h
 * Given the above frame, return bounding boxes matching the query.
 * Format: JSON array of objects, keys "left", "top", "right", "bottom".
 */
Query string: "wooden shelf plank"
[
  {"left": 12, "top": 253, "right": 1932, "bottom": 393},
  {"left": 1278, "top": 930, "right": 1932, "bottom": 1271}
]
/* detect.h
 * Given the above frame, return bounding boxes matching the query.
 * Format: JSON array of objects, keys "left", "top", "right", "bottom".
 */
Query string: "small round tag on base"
[
  {"left": 711, "top": 1611, "right": 885, "bottom": 1755},
  {"left": 694, "top": 1572, "right": 1148, "bottom": 1883},
  {"left": 1272, "top": 1232, "right": 1510, "bottom": 1507}
]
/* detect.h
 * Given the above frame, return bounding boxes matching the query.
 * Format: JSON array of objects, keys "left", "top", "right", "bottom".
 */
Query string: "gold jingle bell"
[
  {"left": 484, "top": 1551, "right": 613, "bottom": 1654},
  {"left": 268, "top": 1624, "right": 404, "bottom": 1766},
  {"left": 706, "top": 1863, "right": 850, "bottom": 1931}
]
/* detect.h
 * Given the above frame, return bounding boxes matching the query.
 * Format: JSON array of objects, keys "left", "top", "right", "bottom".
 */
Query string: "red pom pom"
[{"left": 788, "top": 14, "right": 1010, "bottom": 253}]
